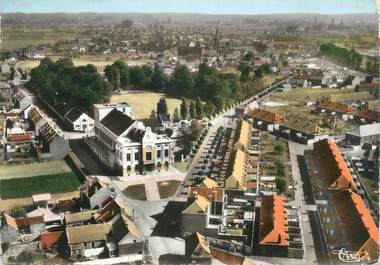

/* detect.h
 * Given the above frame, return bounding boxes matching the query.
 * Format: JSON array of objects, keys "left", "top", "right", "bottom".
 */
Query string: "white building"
[
  {"left": 93, "top": 102, "right": 132, "bottom": 122},
  {"left": 65, "top": 107, "right": 94, "bottom": 132},
  {"left": 91, "top": 108, "right": 173, "bottom": 176}
]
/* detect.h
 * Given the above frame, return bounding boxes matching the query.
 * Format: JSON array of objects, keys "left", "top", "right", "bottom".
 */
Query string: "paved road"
[
  {"left": 174, "top": 79, "right": 287, "bottom": 199},
  {"left": 288, "top": 142, "right": 318, "bottom": 265}
]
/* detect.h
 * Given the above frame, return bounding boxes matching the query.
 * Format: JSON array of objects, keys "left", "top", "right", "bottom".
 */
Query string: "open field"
[
  {"left": 123, "top": 184, "right": 147, "bottom": 201},
  {"left": 264, "top": 87, "right": 356, "bottom": 135},
  {"left": 271, "top": 87, "right": 356, "bottom": 103},
  {"left": 0, "top": 172, "right": 80, "bottom": 199},
  {"left": 2, "top": 26, "right": 84, "bottom": 51},
  {"left": 0, "top": 160, "right": 72, "bottom": 179},
  {"left": 109, "top": 91, "right": 182, "bottom": 119},
  {"left": 19, "top": 55, "right": 154, "bottom": 71},
  {"left": 273, "top": 34, "right": 378, "bottom": 54},
  {"left": 157, "top": 180, "right": 181, "bottom": 199}
]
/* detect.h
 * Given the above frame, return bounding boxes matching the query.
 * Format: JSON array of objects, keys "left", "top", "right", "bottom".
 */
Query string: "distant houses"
[{"left": 246, "top": 108, "right": 285, "bottom": 131}]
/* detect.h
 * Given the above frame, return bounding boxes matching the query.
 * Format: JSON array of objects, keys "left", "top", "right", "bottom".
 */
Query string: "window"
[
  {"left": 157, "top": 150, "right": 161, "bottom": 158},
  {"left": 146, "top": 152, "right": 152, "bottom": 161},
  {"left": 164, "top": 149, "right": 169, "bottom": 157},
  {"left": 127, "top": 153, "right": 131, "bottom": 161},
  {"left": 134, "top": 152, "right": 139, "bottom": 161}
]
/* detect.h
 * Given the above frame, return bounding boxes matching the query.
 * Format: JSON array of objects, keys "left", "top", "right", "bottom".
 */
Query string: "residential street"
[{"left": 288, "top": 142, "right": 318, "bottom": 265}]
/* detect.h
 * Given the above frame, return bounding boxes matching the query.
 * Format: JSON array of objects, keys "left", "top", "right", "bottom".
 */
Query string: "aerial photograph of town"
[{"left": 0, "top": 0, "right": 379, "bottom": 264}]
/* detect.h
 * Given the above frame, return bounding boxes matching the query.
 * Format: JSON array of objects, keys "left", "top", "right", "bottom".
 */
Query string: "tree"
[
  {"left": 180, "top": 98, "right": 188, "bottom": 119},
  {"left": 276, "top": 177, "right": 287, "bottom": 193},
  {"left": 111, "top": 67, "right": 121, "bottom": 90},
  {"left": 274, "top": 144, "right": 285, "bottom": 155},
  {"left": 150, "top": 63, "right": 167, "bottom": 91},
  {"left": 204, "top": 102, "right": 216, "bottom": 117},
  {"left": 195, "top": 98, "right": 204, "bottom": 119},
  {"left": 27, "top": 58, "right": 109, "bottom": 113},
  {"left": 173, "top": 107, "right": 180, "bottom": 122},
  {"left": 254, "top": 68, "right": 263, "bottom": 78},
  {"left": 243, "top": 51, "right": 253, "bottom": 61},
  {"left": 150, "top": 110, "right": 157, "bottom": 119},
  {"left": 168, "top": 65, "right": 195, "bottom": 98},
  {"left": 275, "top": 160, "right": 286, "bottom": 178},
  {"left": 189, "top": 101, "right": 196, "bottom": 119},
  {"left": 214, "top": 95, "right": 225, "bottom": 111},
  {"left": 156, "top": 97, "right": 168, "bottom": 115},
  {"left": 164, "top": 128, "right": 174, "bottom": 137}
]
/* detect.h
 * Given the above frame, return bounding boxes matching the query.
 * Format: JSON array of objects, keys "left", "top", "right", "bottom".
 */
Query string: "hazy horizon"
[{"left": 2, "top": 0, "right": 376, "bottom": 15}]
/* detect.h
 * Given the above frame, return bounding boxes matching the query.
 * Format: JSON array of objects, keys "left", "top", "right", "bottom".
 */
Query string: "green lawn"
[
  {"left": 157, "top": 180, "right": 181, "bottom": 199},
  {"left": 0, "top": 172, "right": 80, "bottom": 199},
  {"left": 123, "top": 184, "right": 147, "bottom": 201},
  {"left": 109, "top": 92, "right": 182, "bottom": 119},
  {"left": 0, "top": 160, "right": 72, "bottom": 180}
]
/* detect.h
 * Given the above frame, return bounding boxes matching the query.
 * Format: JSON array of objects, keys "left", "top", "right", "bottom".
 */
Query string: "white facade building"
[
  {"left": 65, "top": 107, "right": 94, "bottom": 132},
  {"left": 93, "top": 102, "right": 132, "bottom": 122},
  {"left": 91, "top": 107, "right": 173, "bottom": 176}
]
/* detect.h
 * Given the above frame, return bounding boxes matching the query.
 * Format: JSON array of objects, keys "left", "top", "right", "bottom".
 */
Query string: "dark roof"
[
  {"left": 65, "top": 107, "right": 83, "bottom": 123},
  {"left": 100, "top": 109, "right": 135, "bottom": 136}
]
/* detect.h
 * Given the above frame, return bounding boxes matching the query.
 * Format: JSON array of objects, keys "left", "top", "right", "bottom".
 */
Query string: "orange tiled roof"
[
  {"left": 5, "top": 112, "right": 20, "bottom": 117},
  {"left": 188, "top": 186, "right": 224, "bottom": 202},
  {"left": 333, "top": 190, "right": 379, "bottom": 262},
  {"left": 314, "top": 139, "right": 356, "bottom": 190},
  {"left": 259, "top": 195, "right": 289, "bottom": 246},
  {"left": 40, "top": 231, "right": 63, "bottom": 250},
  {"left": 319, "top": 101, "right": 354, "bottom": 113},
  {"left": 247, "top": 108, "right": 284, "bottom": 124},
  {"left": 8, "top": 133, "right": 32, "bottom": 142},
  {"left": 355, "top": 110, "right": 379, "bottom": 122}
]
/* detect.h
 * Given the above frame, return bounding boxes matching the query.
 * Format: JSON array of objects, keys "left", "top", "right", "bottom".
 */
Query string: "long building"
[
  {"left": 90, "top": 107, "right": 173, "bottom": 176},
  {"left": 313, "top": 139, "right": 356, "bottom": 190}
]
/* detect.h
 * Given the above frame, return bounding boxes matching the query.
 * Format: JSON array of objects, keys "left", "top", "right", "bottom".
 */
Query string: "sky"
[{"left": 2, "top": 0, "right": 377, "bottom": 14}]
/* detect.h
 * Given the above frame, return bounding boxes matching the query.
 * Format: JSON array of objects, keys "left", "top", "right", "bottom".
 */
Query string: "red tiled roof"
[
  {"left": 40, "top": 231, "right": 64, "bottom": 250},
  {"left": 246, "top": 181, "right": 257, "bottom": 189},
  {"left": 319, "top": 101, "right": 354, "bottom": 113},
  {"left": 356, "top": 83, "right": 380, "bottom": 89},
  {"left": 314, "top": 139, "right": 356, "bottom": 190},
  {"left": 188, "top": 187, "right": 224, "bottom": 202},
  {"left": 16, "top": 216, "right": 44, "bottom": 227},
  {"left": 259, "top": 195, "right": 289, "bottom": 246},
  {"left": 56, "top": 200, "right": 75, "bottom": 212},
  {"left": 247, "top": 108, "right": 285, "bottom": 124},
  {"left": 8, "top": 133, "right": 32, "bottom": 142},
  {"left": 333, "top": 190, "right": 379, "bottom": 262},
  {"left": 354, "top": 110, "right": 379, "bottom": 122}
]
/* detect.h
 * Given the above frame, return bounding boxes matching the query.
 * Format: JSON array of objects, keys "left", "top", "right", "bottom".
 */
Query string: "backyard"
[{"left": 260, "top": 133, "right": 294, "bottom": 199}]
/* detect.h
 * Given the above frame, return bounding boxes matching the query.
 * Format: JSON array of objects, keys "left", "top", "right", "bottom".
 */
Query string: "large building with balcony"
[{"left": 89, "top": 107, "right": 173, "bottom": 176}]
